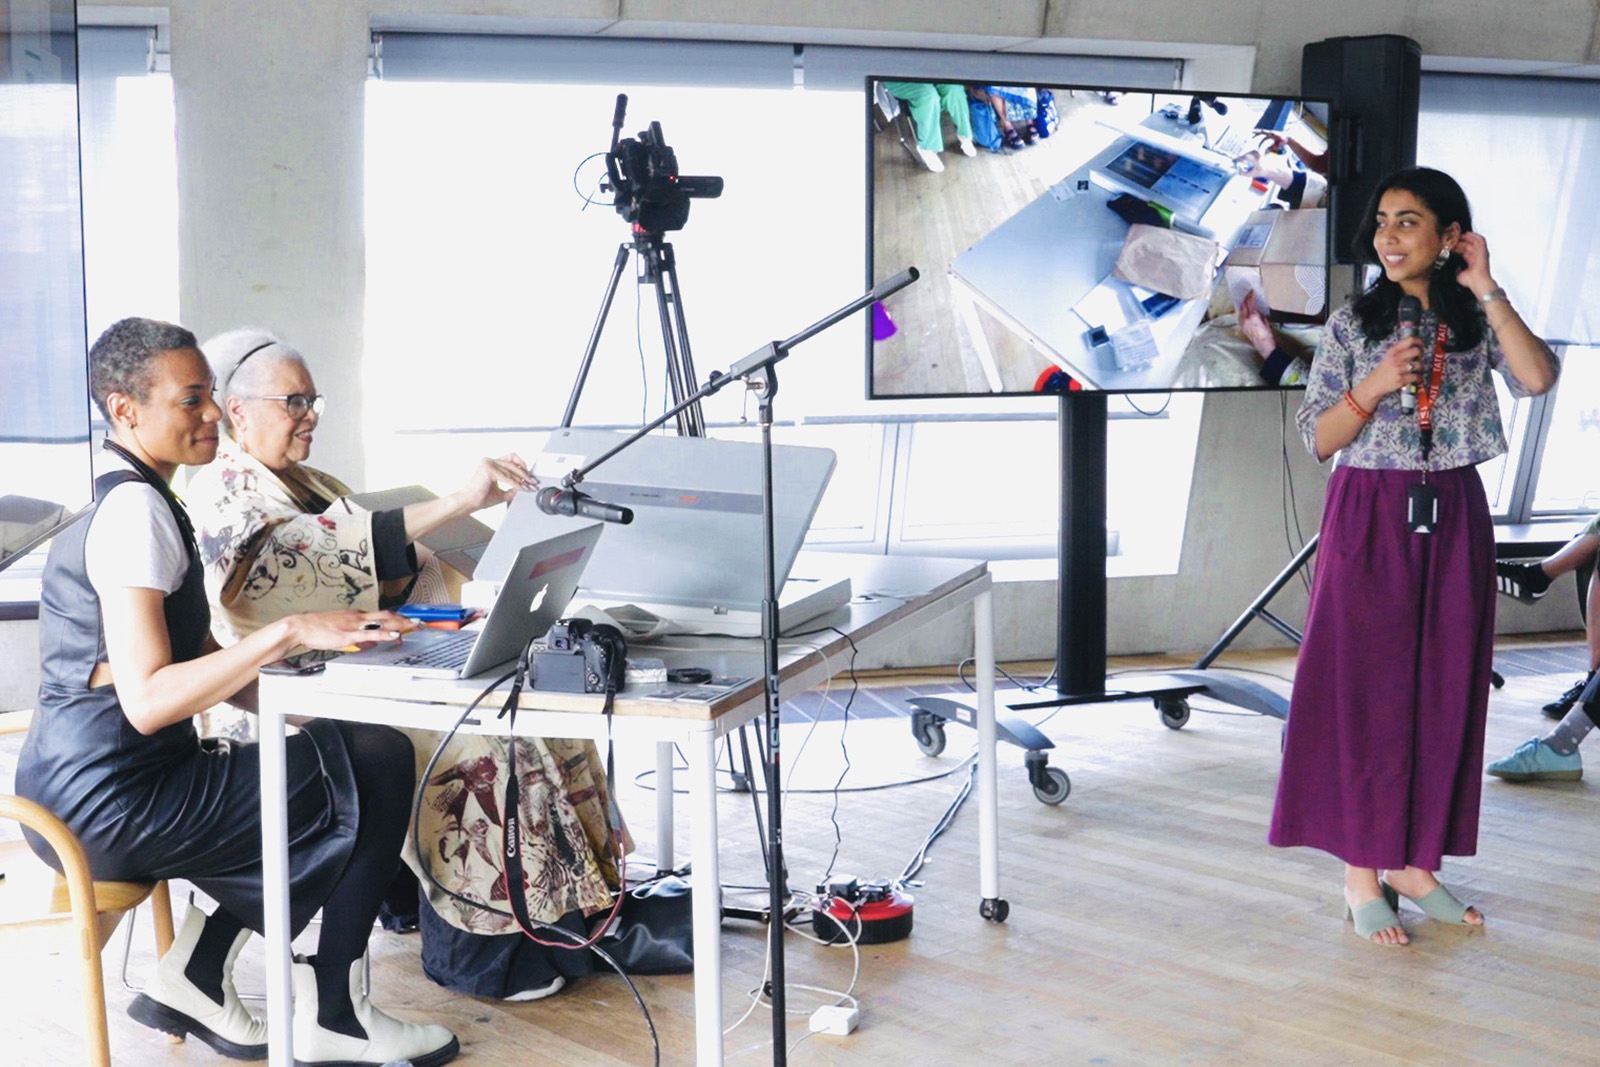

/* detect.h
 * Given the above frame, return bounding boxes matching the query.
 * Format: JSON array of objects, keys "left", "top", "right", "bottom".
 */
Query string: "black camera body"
[
  {"left": 534, "top": 618, "right": 628, "bottom": 694},
  {"left": 602, "top": 95, "right": 723, "bottom": 234}
]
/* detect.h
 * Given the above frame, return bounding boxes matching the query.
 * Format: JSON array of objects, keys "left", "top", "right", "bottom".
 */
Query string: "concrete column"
[{"left": 169, "top": 0, "right": 370, "bottom": 481}]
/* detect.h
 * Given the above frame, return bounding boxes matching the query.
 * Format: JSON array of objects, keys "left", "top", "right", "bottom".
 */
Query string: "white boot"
[
  {"left": 292, "top": 955, "right": 459, "bottom": 1067},
  {"left": 127, "top": 905, "right": 268, "bottom": 1060}
]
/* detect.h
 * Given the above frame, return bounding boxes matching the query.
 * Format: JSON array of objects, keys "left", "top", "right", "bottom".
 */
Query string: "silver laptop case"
[{"left": 477, "top": 430, "right": 836, "bottom": 620}]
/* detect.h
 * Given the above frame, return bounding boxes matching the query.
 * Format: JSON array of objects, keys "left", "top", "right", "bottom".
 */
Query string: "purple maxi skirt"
[{"left": 1268, "top": 465, "right": 1497, "bottom": 871}]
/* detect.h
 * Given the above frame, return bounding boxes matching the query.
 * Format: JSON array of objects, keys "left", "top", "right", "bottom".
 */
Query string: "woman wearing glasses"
[
  {"left": 186, "top": 328, "right": 626, "bottom": 1005},
  {"left": 16, "top": 318, "right": 458, "bottom": 1066},
  {"left": 187, "top": 328, "right": 532, "bottom": 636}
]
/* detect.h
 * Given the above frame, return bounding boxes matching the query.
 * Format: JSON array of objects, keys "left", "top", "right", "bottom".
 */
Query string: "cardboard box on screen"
[{"left": 1223, "top": 207, "right": 1326, "bottom": 317}]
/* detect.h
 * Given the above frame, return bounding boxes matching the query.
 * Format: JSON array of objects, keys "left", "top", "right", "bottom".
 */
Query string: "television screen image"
[{"left": 867, "top": 80, "right": 1332, "bottom": 397}]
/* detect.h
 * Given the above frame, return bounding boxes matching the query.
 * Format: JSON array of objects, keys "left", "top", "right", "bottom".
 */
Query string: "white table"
[{"left": 257, "top": 555, "right": 998, "bottom": 1066}]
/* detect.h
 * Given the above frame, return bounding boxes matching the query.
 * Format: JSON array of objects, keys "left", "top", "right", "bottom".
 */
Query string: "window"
[
  {"left": 1531, "top": 345, "right": 1600, "bottom": 514},
  {"left": 78, "top": 26, "right": 179, "bottom": 335},
  {"left": 364, "top": 35, "right": 1196, "bottom": 572},
  {"left": 1419, "top": 73, "right": 1600, "bottom": 523},
  {"left": 1, "top": 21, "right": 175, "bottom": 578},
  {"left": 1, "top": 8, "right": 92, "bottom": 572}
]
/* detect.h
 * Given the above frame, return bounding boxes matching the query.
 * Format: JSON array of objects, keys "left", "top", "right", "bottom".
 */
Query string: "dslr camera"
[
  {"left": 534, "top": 617, "right": 628, "bottom": 694},
  {"left": 601, "top": 93, "right": 723, "bottom": 234}
]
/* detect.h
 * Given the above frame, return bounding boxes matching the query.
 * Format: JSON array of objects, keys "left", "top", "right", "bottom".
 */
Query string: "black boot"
[{"left": 1545, "top": 669, "right": 1599, "bottom": 719}]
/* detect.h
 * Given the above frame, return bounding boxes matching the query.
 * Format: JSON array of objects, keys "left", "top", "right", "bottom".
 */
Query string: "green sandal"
[
  {"left": 1346, "top": 884, "right": 1405, "bottom": 944},
  {"left": 1397, "top": 883, "right": 1480, "bottom": 925}
]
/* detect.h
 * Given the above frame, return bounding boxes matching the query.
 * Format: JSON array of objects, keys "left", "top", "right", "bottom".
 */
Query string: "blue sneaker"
[{"left": 1487, "top": 738, "right": 1582, "bottom": 782}]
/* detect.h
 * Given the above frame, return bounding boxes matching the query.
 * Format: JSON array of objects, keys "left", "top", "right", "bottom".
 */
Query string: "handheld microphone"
[
  {"left": 1397, "top": 295, "right": 1422, "bottom": 414},
  {"left": 536, "top": 485, "right": 634, "bottom": 525}
]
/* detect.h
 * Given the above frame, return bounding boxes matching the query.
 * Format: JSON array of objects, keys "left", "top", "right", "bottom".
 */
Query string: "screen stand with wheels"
[{"left": 1037, "top": 392, "right": 1293, "bottom": 727}]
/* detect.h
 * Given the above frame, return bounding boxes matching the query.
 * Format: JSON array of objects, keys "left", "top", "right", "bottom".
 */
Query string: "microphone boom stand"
[{"left": 554, "top": 268, "right": 919, "bottom": 1065}]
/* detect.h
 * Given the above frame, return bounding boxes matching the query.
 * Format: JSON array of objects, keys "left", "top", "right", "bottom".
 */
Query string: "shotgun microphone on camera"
[{"left": 1397, "top": 295, "right": 1422, "bottom": 414}]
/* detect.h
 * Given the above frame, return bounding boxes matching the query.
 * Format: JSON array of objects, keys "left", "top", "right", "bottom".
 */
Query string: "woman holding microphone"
[{"left": 1268, "top": 168, "right": 1558, "bottom": 946}]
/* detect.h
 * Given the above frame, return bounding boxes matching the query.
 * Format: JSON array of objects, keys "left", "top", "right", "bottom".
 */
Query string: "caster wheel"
[
  {"left": 1031, "top": 766, "right": 1071, "bottom": 805},
  {"left": 979, "top": 897, "right": 1010, "bottom": 923},
  {"left": 911, "top": 711, "right": 947, "bottom": 757},
  {"left": 1157, "top": 697, "right": 1191, "bottom": 730}
]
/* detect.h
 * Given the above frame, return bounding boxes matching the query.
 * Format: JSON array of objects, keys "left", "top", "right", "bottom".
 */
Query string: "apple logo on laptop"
[{"left": 528, "top": 583, "right": 549, "bottom": 613}]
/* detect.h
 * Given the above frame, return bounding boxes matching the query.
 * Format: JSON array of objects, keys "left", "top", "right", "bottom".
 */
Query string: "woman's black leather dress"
[{"left": 17, "top": 463, "right": 360, "bottom": 933}]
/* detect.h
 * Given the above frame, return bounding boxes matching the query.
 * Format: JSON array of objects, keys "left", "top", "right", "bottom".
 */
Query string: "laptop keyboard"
[{"left": 395, "top": 631, "right": 477, "bottom": 670}]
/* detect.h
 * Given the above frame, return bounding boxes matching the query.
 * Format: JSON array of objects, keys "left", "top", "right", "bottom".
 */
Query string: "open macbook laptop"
[
  {"left": 474, "top": 429, "right": 849, "bottom": 638},
  {"left": 326, "top": 523, "right": 602, "bottom": 679}
]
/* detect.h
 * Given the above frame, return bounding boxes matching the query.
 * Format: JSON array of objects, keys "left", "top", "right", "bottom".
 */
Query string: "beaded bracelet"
[
  {"left": 1343, "top": 390, "right": 1373, "bottom": 421},
  {"left": 1479, "top": 287, "right": 1508, "bottom": 305}
]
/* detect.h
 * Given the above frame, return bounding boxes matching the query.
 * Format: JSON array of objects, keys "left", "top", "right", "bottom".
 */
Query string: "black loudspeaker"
[{"left": 1301, "top": 34, "right": 1421, "bottom": 264}]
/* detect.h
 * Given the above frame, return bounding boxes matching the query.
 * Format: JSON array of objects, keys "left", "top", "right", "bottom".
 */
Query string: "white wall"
[{"left": 64, "top": 0, "right": 1597, "bottom": 671}]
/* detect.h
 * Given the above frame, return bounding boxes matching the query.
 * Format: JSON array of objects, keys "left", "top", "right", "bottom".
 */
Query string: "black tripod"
[
  {"left": 552, "top": 265, "right": 920, "bottom": 1065},
  {"left": 561, "top": 212, "right": 800, "bottom": 886},
  {"left": 561, "top": 231, "right": 706, "bottom": 437}
]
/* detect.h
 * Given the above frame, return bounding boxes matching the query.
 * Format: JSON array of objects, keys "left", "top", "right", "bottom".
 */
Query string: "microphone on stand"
[
  {"left": 1397, "top": 295, "right": 1422, "bottom": 414},
  {"left": 536, "top": 485, "right": 633, "bottom": 525}
]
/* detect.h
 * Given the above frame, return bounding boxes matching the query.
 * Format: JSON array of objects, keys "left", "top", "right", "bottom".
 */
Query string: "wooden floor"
[{"left": 5, "top": 638, "right": 1600, "bottom": 1066}]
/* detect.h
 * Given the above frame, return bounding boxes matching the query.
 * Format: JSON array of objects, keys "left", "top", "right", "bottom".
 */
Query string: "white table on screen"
[{"left": 949, "top": 109, "right": 1273, "bottom": 392}]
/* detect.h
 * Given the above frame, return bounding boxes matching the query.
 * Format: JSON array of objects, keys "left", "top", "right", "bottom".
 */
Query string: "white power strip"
[{"left": 809, "top": 1005, "right": 859, "bottom": 1036}]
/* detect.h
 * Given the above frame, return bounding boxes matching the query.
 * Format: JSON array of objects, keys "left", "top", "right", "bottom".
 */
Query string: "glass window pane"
[
  {"left": 1475, "top": 374, "right": 1523, "bottom": 517},
  {"left": 897, "top": 420, "right": 1060, "bottom": 552},
  {"left": 365, "top": 80, "right": 869, "bottom": 439},
  {"left": 890, "top": 396, "right": 1201, "bottom": 573},
  {"left": 1, "top": 10, "right": 92, "bottom": 574},
  {"left": 1531, "top": 348, "right": 1600, "bottom": 514}
]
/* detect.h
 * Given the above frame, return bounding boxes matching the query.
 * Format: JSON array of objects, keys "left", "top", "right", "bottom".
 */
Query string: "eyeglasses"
[{"left": 252, "top": 393, "right": 325, "bottom": 419}]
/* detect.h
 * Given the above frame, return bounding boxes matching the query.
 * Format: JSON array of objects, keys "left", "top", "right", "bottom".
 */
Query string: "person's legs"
[
  {"left": 882, "top": 81, "right": 944, "bottom": 153},
  {"left": 935, "top": 83, "right": 973, "bottom": 142},
  {"left": 1491, "top": 666, "right": 1600, "bottom": 781},
  {"left": 294, "top": 722, "right": 458, "bottom": 1066},
  {"left": 129, "top": 903, "right": 266, "bottom": 1059},
  {"left": 311, "top": 722, "right": 412, "bottom": 1034},
  {"left": 1587, "top": 562, "right": 1599, "bottom": 669},
  {"left": 1543, "top": 530, "right": 1600, "bottom": 581}
]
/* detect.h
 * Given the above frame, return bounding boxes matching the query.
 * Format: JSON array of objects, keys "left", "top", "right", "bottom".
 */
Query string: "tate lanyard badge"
[{"left": 1406, "top": 319, "right": 1450, "bottom": 535}]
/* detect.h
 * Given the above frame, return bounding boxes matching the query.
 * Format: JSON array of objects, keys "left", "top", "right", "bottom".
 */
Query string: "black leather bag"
[{"left": 592, "top": 875, "right": 694, "bottom": 975}]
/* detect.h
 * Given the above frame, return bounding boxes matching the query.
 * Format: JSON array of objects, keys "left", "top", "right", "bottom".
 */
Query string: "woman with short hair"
[{"left": 15, "top": 317, "right": 459, "bottom": 1066}]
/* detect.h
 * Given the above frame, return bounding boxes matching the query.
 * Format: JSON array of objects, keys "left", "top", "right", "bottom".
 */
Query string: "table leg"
[
  {"left": 951, "top": 275, "right": 1004, "bottom": 393},
  {"left": 974, "top": 587, "right": 1001, "bottom": 905},
  {"left": 688, "top": 723, "right": 724, "bottom": 1066},
  {"left": 258, "top": 695, "right": 294, "bottom": 1066},
  {"left": 656, "top": 740, "right": 675, "bottom": 875}
]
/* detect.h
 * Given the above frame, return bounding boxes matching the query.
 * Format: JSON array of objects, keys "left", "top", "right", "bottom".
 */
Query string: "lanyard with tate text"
[{"left": 1413, "top": 318, "right": 1450, "bottom": 471}]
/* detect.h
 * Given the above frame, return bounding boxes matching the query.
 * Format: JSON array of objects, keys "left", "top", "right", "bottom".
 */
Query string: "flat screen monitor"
[{"left": 867, "top": 79, "right": 1333, "bottom": 397}]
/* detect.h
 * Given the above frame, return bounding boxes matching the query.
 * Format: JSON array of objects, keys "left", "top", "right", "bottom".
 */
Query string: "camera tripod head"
[{"left": 601, "top": 93, "right": 724, "bottom": 234}]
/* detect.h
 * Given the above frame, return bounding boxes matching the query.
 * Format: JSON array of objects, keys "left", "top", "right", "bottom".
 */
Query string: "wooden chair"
[{"left": 0, "top": 792, "right": 175, "bottom": 1067}]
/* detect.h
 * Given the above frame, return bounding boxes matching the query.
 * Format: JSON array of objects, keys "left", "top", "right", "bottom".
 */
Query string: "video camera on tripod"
[{"left": 601, "top": 93, "right": 723, "bottom": 234}]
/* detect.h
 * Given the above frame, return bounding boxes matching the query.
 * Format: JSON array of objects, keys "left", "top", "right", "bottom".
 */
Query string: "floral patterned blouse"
[{"left": 1297, "top": 302, "right": 1555, "bottom": 471}]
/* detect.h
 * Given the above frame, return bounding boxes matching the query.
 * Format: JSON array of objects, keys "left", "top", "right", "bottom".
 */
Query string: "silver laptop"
[
  {"left": 326, "top": 523, "right": 602, "bottom": 679},
  {"left": 475, "top": 430, "right": 847, "bottom": 637}
]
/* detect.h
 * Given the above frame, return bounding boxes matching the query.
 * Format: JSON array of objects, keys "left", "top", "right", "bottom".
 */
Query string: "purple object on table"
[{"left": 872, "top": 300, "right": 898, "bottom": 341}]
